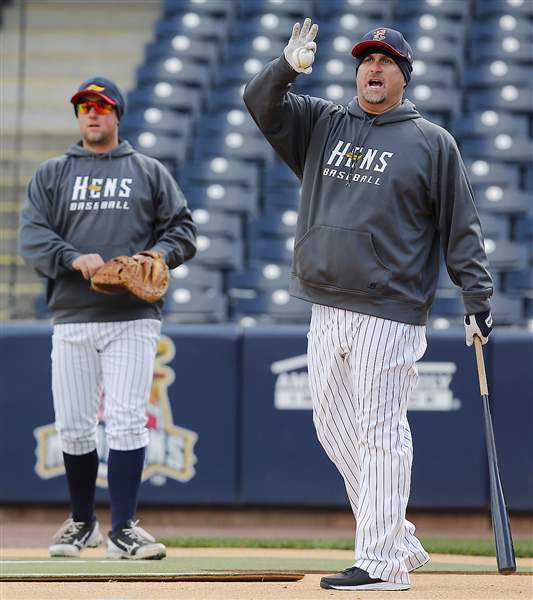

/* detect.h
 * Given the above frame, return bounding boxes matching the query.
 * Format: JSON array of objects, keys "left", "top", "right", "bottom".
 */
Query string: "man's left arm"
[
  {"left": 149, "top": 164, "right": 197, "bottom": 270},
  {"left": 433, "top": 132, "right": 494, "bottom": 345}
]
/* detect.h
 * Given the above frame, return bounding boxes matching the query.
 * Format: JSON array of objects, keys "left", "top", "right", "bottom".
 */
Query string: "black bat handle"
[{"left": 474, "top": 336, "right": 516, "bottom": 574}]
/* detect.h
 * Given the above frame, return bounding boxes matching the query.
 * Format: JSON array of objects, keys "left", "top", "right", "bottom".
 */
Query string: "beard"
[{"left": 360, "top": 87, "right": 387, "bottom": 104}]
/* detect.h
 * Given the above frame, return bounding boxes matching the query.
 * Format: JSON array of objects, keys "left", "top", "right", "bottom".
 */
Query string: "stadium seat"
[
  {"left": 473, "top": 0, "right": 533, "bottom": 18},
  {"left": 163, "top": 0, "right": 236, "bottom": 19},
  {"left": 318, "top": 14, "right": 382, "bottom": 40},
  {"left": 145, "top": 35, "right": 218, "bottom": 65},
  {"left": 156, "top": 13, "right": 230, "bottom": 42},
  {"left": 191, "top": 208, "right": 242, "bottom": 240},
  {"left": 463, "top": 62, "right": 531, "bottom": 89},
  {"left": 514, "top": 213, "right": 533, "bottom": 242},
  {"left": 164, "top": 288, "right": 228, "bottom": 323},
  {"left": 304, "top": 84, "right": 355, "bottom": 107},
  {"left": 136, "top": 58, "right": 211, "bottom": 91},
  {"left": 224, "top": 36, "right": 285, "bottom": 63},
  {"left": 184, "top": 184, "right": 259, "bottom": 216},
  {"left": 475, "top": 186, "right": 530, "bottom": 216},
  {"left": 194, "top": 235, "right": 244, "bottom": 270},
  {"left": 461, "top": 136, "right": 533, "bottom": 165},
  {"left": 411, "top": 36, "right": 464, "bottom": 71},
  {"left": 248, "top": 236, "right": 294, "bottom": 264},
  {"left": 315, "top": 0, "right": 391, "bottom": 19},
  {"left": 231, "top": 290, "right": 311, "bottom": 325},
  {"left": 264, "top": 188, "right": 301, "bottom": 211},
  {"left": 490, "top": 291, "right": 524, "bottom": 326},
  {"left": 192, "top": 132, "right": 274, "bottom": 163},
  {"left": 120, "top": 108, "right": 192, "bottom": 139},
  {"left": 127, "top": 84, "right": 202, "bottom": 116},
  {"left": 182, "top": 157, "right": 260, "bottom": 189},
  {"left": 398, "top": 15, "right": 465, "bottom": 43},
  {"left": 471, "top": 15, "right": 533, "bottom": 40},
  {"left": 526, "top": 165, "right": 533, "bottom": 190},
  {"left": 198, "top": 108, "right": 262, "bottom": 139},
  {"left": 451, "top": 112, "right": 528, "bottom": 139},
  {"left": 248, "top": 210, "right": 298, "bottom": 240},
  {"left": 216, "top": 59, "right": 268, "bottom": 86},
  {"left": 264, "top": 160, "right": 301, "bottom": 190},
  {"left": 408, "top": 85, "right": 461, "bottom": 119},
  {"left": 228, "top": 262, "right": 293, "bottom": 293},
  {"left": 464, "top": 160, "right": 520, "bottom": 188},
  {"left": 169, "top": 263, "right": 224, "bottom": 293},
  {"left": 396, "top": 0, "right": 470, "bottom": 19},
  {"left": 231, "top": 14, "right": 297, "bottom": 40},
  {"left": 467, "top": 86, "right": 533, "bottom": 113},
  {"left": 207, "top": 84, "right": 247, "bottom": 111},
  {"left": 299, "top": 57, "right": 357, "bottom": 88},
  {"left": 128, "top": 132, "right": 187, "bottom": 172},
  {"left": 505, "top": 268, "right": 533, "bottom": 297},
  {"left": 470, "top": 39, "right": 533, "bottom": 64},
  {"left": 478, "top": 211, "right": 511, "bottom": 240},
  {"left": 484, "top": 239, "right": 528, "bottom": 272},
  {"left": 411, "top": 60, "right": 456, "bottom": 88},
  {"left": 428, "top": 294, "right": 464, "bottom": 325},
  {"left": 237, "top": 0, "right": 312, "bottom": 18}
]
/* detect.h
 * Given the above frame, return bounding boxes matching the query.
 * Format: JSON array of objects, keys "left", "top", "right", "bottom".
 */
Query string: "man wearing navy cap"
[
  {"left": 19, "top": 77, "right": 196, "bottom": 559},
  {"left": 244, "top": 19, "right": 493, "bottom": 591}
]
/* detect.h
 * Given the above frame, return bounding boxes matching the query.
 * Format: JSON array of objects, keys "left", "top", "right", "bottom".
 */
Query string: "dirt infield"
[
  {"left": 2, "top": 573, "right": 532, "bottom": 600},
  {"left": 1, "top": 549, "right": 532, "bottom": 600}
]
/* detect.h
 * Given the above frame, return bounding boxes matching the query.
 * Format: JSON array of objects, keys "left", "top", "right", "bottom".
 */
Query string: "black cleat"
[
  {"left": 107, "top": 519, "right": 166, "bottom": 560},
  {"left": 320, "top": 566, "right": 410, "bottom": 591},
  {"left": 49, "top": 517, "right": 102, "bottom": 557}
]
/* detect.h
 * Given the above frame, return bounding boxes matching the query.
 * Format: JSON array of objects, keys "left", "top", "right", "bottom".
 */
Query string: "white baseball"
[{"left": 297, "top": 48, "right": 315, "bottom": 70}]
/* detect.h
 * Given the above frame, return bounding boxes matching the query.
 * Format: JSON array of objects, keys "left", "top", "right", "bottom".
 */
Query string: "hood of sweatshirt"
[
  {"left": 65, "top": 140, "right": 135, "bottom": 159},
  {"left": 346, "top": 97, "right": 422, "bottom": 124}
]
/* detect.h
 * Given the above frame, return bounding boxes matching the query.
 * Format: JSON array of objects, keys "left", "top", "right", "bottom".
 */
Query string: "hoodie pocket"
[{"left": 294, "top": 226, "right": 391, "bottom": 293}]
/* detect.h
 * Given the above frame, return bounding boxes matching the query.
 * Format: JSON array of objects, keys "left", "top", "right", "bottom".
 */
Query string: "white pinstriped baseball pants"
[
  {"left": 307, "top": 304, "right": 430, "bottom": 585},
  {"left": 51, "top": 319, "right": 160, "bottom": 455}
]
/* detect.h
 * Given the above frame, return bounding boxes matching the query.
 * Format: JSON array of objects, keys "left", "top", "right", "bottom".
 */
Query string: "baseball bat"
[{"left": 473, "top": 336, "right": 516, "bottom": 574}]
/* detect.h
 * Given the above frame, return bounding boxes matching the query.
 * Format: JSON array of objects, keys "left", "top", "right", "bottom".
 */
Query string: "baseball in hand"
[{"left": 297, "top": 47, "right": 315, "bottom": 70}]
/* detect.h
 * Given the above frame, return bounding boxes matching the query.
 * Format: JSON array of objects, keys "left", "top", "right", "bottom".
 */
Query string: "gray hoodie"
[
  {"left": 18, "top": 141, "right": 196, "bottom": 323},
  {"left": 244, "top": 56, "right": 492, "bottom": 325}
]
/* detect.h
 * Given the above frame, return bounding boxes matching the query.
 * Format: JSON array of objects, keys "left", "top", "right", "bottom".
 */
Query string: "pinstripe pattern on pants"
[
  {"left": 307, "top": 304, "right": 429, "bottom": 585},
  {"left": 52, "top": 319, "right": 161, "bottom": 454}
]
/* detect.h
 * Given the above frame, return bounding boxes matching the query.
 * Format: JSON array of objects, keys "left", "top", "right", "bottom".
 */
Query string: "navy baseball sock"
[
  {"left": 63, "top": 450, "right": 98, "bottom": 524},
  {"left": 107, "top": 447, "right": 145, "bottom": 532}
]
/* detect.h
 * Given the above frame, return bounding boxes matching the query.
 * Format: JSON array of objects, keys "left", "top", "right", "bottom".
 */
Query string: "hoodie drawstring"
[{"left": 346, "top": 114, "right": 377, "bottom": 188}]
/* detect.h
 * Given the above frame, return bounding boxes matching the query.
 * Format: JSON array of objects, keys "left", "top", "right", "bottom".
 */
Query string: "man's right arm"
[
  {"left": 243, "top": 19, "right": 331, "bottom": 179},
  {"left": 18, "top": 164, "right": 82, "bottom": 279}
]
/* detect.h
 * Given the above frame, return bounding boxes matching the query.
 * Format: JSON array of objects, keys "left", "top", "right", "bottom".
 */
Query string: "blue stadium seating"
[
  {"left": 237, "top": 0, "right": 312, "bottom": 18},
  {"left": 164, "top": 287, "right": 228, "bottom": 323},
  {"left": 46, "top": 0, "right": 531, "bottom": 327},
  {"left": 145, "top": 36, "right": 219, "bottom": 65},
  {"left": 396, "top": 0, "right": 470, "bottom": 19},
  {"left": 184, "top": 184, "right": 259, "bottom": 216},
  {"left": 315, "top": 0, "right": 391, "bottom": 19},
  {"left": 231, "top": 291, "right": 311, "bottom": 324},
  {"left": 191, "top": 208, "right": 242, "bottom": 240},
  {"left": 228, "top": 262, "right": 293, "bottom": 293},
  {"left": 120, "top": 108, "right": 192, "bottom": 139},
  {"left": 163, "top": 0, "right": 236, "bottom": 19},
  {"left": 127, "top": 84, "right": 202, "bottom": 117},
  {"left": 156, "top": 13, "right": 230, "bottom": 41},
  {"left": 169, "top": 263, "right": 224, "bottom": 293},
  {"left": 194, "top": 235, "right": 244, "bottom": 270}
]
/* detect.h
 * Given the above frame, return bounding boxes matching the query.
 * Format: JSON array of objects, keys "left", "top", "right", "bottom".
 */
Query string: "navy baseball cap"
[
  {"left": 70, "top": 76, "right": 126, "bottom": 119},
  {"left": 352, "top": 27, "right": 413, "bottom": 62},
  {"left": 352, "top": 27, "right": 413, "bottom": 84}
]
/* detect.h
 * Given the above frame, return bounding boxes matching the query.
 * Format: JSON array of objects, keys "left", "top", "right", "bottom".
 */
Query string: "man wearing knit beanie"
[
  {"left": 351, "top": 27, "right": 414, "bottom": 113},
  {"left": 244, "top": 18, "right": 494, "bottom": 593}
]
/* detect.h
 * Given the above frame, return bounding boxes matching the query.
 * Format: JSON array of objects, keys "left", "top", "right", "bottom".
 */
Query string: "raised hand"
[{"left": 283, "top": 17, "right": 319, "bottom": 75}]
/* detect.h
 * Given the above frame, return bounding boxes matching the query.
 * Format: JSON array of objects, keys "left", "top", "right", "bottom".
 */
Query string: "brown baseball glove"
[{"left": 91, "top": 251, "right": 169, "bottom": 303}]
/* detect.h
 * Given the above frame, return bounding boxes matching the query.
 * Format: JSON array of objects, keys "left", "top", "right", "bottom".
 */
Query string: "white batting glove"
[
  {"left": 283, "top": 17, "right": 318, "bottom": 74},
  {"left": 464, "top": 310, "right": 493, "bottom": 346}
]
